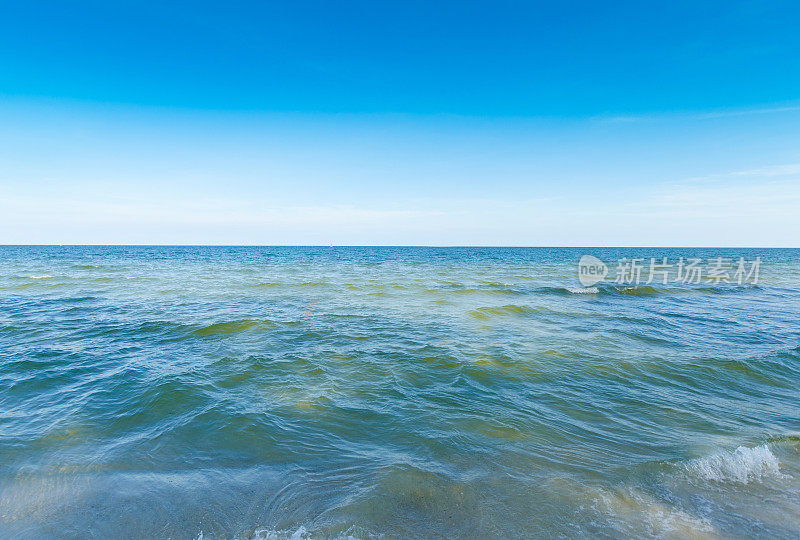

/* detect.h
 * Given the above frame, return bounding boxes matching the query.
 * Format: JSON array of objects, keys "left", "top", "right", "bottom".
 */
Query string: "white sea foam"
[
  {"left": 252, "top": 527, "right": 309, "bottom": 540},
  {"left": 196, "top": 528, "right": 312, "bottom": 540},
  {"left": 567, "top": 287, "right": 599, "bottom": 294},
  {"left": 687, "top": 444, "right": 787, "bottom": 484},
  {"left": 29, "top": 275, "right": 54, "bottom": 279},
  {"left": 246, "top": 527, "right": 361, "bottom": 540}
]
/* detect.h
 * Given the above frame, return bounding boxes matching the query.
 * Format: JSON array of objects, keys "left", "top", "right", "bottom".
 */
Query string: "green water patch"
[
  {"left": 455, "top": 287, "right": 515, "bottom": 295},
  {"left": 423, "top": 286, "right": 517, "bottom": 296},
  {"left": 193, "top": 319, "right": 274, "bottom": 336},
  {"left": 469, "top": 304, "right": 537, "bottom": 320},
  {"left": 5, "top": 278, "right": 71, "bottom": 291},
  {"left": 461, "top": 418, "right": 527, "bottom": 441}
]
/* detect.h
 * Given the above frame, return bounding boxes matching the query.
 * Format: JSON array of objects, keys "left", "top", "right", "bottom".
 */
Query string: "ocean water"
[{"left": 0, "top": 246, "right": 798, "bottom": 539}]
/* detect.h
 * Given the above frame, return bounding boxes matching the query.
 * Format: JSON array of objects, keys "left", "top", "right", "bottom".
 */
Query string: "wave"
[
  {"left": 254, "top": 282, "right": 762, "bottom": 298},
  {"left": 528, "top": 285, "right": 611, "bottom": 296},
  {"left": 616, "top": 285, "right": 662, "bottom": 296},
  {"left": 532, "top": 284, "right": 760, "bottom": 297},
  {"left": 614, "top": 284, "right": 759, "bottom": 296},
  {"left": 684, "top": 444, "right": 787, "bottom": 484},
  {"left": 766, "top": 433, "right": 800, "bottom": 446},
  {"left": 566, "top": 286, "right": 599, "bottom": 294}
]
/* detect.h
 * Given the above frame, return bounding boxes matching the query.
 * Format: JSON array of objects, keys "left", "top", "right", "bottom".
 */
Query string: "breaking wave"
[{"left": 685, "top": 444, "right": 787, "bottom": 484}]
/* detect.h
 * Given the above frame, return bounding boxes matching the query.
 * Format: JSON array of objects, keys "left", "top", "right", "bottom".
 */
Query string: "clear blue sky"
[{"left": 1, "top": 1, "right": 799, "bottom": 245}]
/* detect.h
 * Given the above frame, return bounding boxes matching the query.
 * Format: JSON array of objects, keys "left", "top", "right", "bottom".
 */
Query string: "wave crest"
[{"left": 686, "top": 444, "right": 787, "bottom": 484}]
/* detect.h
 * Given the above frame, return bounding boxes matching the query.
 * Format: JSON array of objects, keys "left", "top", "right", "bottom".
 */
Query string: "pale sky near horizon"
[{"left": 1, "top": 1, "right": 800, "bottom": 246}]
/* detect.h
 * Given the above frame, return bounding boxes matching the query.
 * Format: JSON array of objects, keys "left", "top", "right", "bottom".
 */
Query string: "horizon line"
[{"left": 1, "top": 244, "right": 797, "bottom": 249}]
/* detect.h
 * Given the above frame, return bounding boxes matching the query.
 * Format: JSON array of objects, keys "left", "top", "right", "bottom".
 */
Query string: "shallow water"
[{"left": 1, "top": 246, "right": 798, "bottom": 539}]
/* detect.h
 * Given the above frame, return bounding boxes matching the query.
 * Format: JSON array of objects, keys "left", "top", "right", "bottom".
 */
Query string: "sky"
[{"left": 1, "top": 0, "right": 799, "bottom": 246}]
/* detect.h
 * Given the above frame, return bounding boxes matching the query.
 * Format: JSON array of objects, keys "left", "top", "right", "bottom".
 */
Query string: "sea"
[{"left": 0, "top": 246, "right": 798, "bottom": 539}]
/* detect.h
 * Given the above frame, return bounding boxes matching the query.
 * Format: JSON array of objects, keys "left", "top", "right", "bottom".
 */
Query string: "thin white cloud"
[
  {"left": 682, "top": 163, "right": 800, "bottom": 184},
  {"left": 594, "top": 104, "right": 800, "bottom": 124}
]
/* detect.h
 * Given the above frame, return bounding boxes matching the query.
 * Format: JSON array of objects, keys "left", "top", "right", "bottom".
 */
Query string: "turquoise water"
[{"left": 1, "top": 246, "right": 799, "bottom": 539}]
